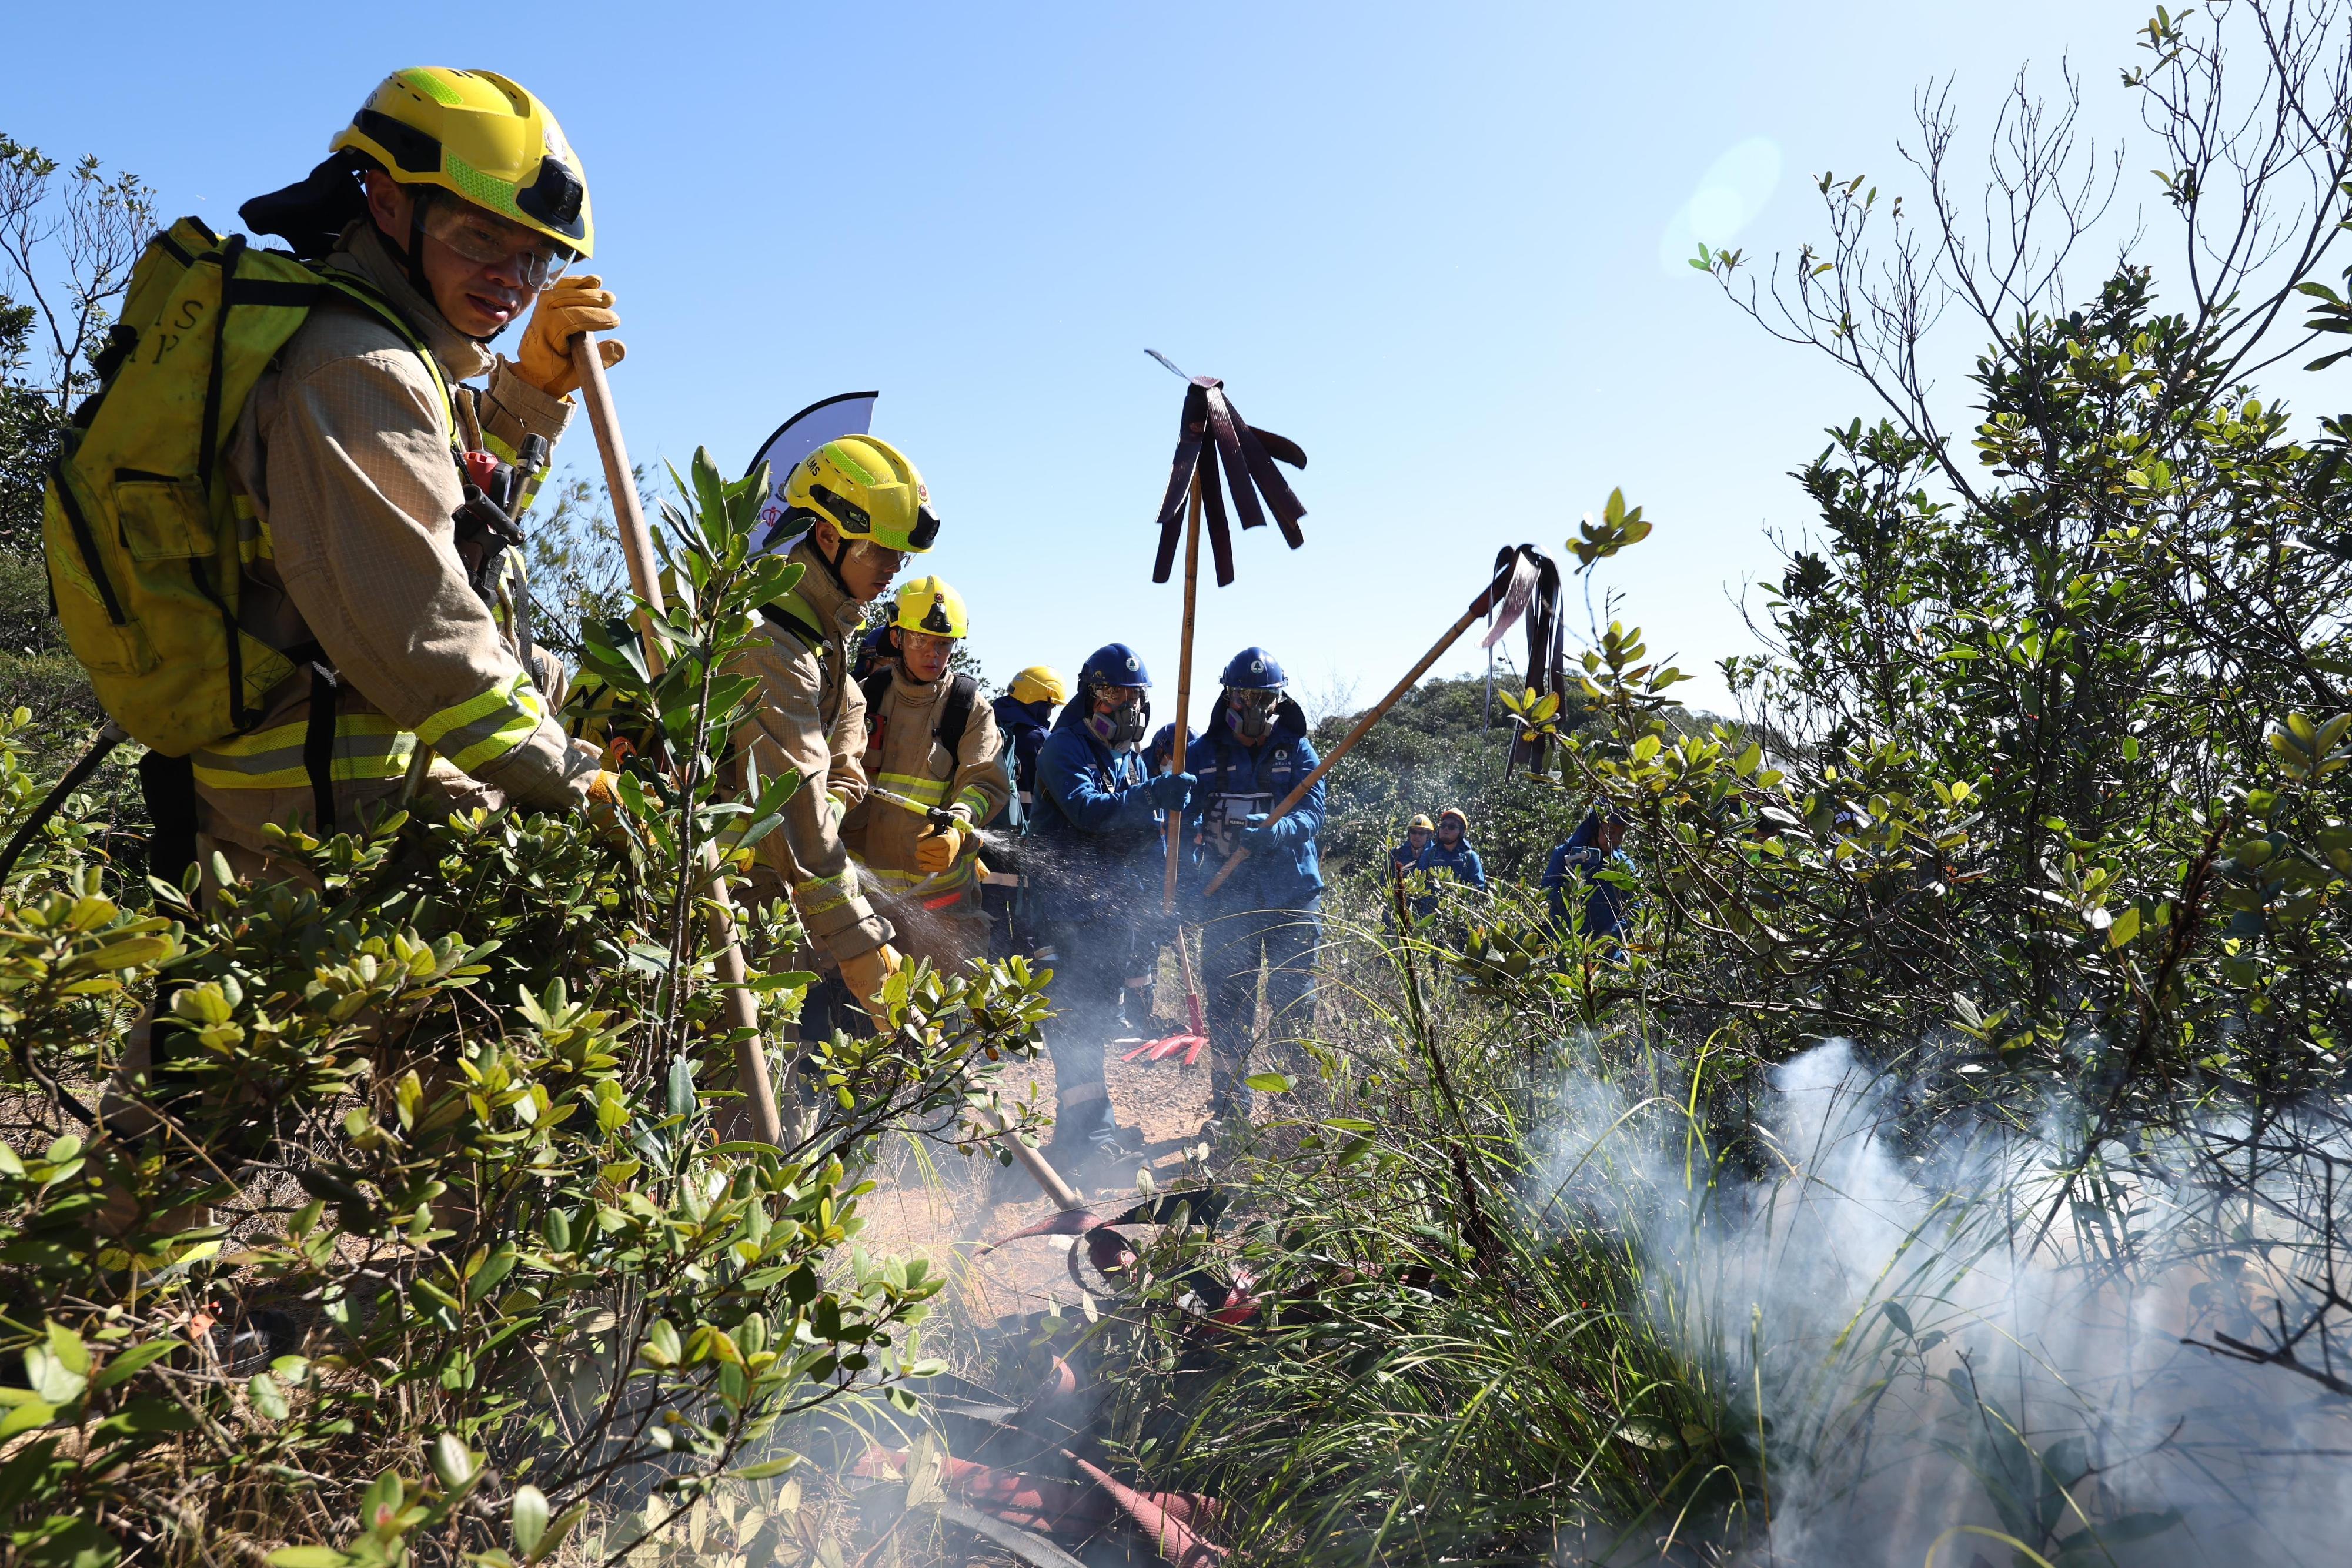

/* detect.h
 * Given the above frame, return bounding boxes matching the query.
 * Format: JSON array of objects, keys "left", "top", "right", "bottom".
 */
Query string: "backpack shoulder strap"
[
  {"left": 858, "top": 669, "right": 893, "bottom": 733},
  {"left": 941, "top": 674, "right": 978, "bottom": 757},
  {"left": 761, "top": 593, "right": 828, "bottom": 657},
  {"left": 311, "top": 268, "right": 457, "bottom": 431}
]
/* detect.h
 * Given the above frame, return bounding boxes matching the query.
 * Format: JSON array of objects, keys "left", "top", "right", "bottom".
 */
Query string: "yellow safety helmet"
[
  {"left": 892, "top": 576, "right": 968, "bottom": 640},
  {"left": 1437, "top": 806, "right": 1468, "bottom": 828},
  {"left": 1008, "top": 666, "right": 1068, "bottom": 707},
  {"left": 1407, "top": 813, "right": 1435, "bottom": 832},
  {"left": 331, "top": 68, "right": 593, "bottom": 256},
  {"left": 782, "top": 436, "right": 939, "bottom": 554}
]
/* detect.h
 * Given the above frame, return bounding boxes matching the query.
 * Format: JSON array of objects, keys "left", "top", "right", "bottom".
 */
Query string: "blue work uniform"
[
  {"left": 988, "top": 694, "right": 1053, "bottom": 827},
  {"left": 1028, "top": 703, "right": 1173, "bottom": 1132},
  {"left": 1184, "top": 694, "right": 1323, "bottom": 1114},
  {"left": 983, "top": 694, "right": 1054, "bottom": 958},
  {"left": 1542, "top": 813, "right": 1635, "bottom": 944},
  {"left": 1410, "top": 834, "right": 1488, "bottom": 919}
]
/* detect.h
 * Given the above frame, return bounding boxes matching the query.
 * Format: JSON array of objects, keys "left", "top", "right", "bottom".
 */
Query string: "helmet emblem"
[
  {"left": 1251, "top": 658, "right": 1264, "bottom": 673},
  {"left": 1125, "top": 655, "right": 1139, "bottom": 671}
]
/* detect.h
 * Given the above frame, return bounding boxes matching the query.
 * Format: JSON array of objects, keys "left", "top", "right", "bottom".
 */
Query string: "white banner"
[{"left": 746, "top": 391, "right": 878, "bottom": 554}]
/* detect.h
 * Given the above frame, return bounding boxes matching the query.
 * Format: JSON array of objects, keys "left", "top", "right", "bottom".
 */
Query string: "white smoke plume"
[{"left": 1544, "top": 1041, "right": 2352, "bottom": 1566}]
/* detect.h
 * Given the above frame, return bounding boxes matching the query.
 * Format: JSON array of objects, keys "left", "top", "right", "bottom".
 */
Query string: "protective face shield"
[
  {"left": 1087, "top": 685, "right": 1150, "bottom": 752},
  {"left": 1224, "top": 686, "right": 1283, "bottom": 744}
]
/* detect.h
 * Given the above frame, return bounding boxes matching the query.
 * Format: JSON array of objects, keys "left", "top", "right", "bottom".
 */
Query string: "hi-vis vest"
[{"left": 42, "top": 217, "right": 456, "bottom": 763}]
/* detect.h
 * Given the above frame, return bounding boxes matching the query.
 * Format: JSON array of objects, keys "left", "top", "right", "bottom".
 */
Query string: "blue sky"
[{"left": 6, "top": 0, "right": 2150, "bottom": 715}]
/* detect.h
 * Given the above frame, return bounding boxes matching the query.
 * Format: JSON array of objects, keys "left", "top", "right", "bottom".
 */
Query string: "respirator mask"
[
  {"left": 1085, "top": 686, "right": 1150, "bottom": 753},
  {"left": 1225, "top": 687, "right": 1282, "bottom": 744}
]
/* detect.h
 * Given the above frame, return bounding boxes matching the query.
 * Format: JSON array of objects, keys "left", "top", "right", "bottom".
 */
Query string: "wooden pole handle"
[
  {"left": 1162, "top": 473, "right": 1204, "bottom": 912},
  {"left": 971, "top": 1104, "right": 1085, "bottom": 1211},
  {"left": 569, "top": 335, "right": 665, "bottom": 672},
  {"left": 568, "top": 333, "right": 783, "bottom": 1148}
]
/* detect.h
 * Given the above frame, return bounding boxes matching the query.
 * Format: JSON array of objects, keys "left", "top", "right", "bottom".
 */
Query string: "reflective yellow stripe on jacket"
[
  {"left": 876, "top": 771, "right": 951, "bottom": 807},
  {"left": 798, "top": 862, "right": 863, "bottom": 918},
  {"left": 192, "top": 713, "right": 418, "bottom": 791},
  {"left": 867, "top": 859, "right": 979, "bottom": 895},
  {"left": 417, "top": 667, "right": 549, "bottom": 775}
]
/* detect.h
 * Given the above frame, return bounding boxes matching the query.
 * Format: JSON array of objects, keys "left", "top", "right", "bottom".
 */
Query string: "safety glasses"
[
  {"left": 420, "top": 197, "right": 575, "bottom": 292},
  {"left": 1095, "top": 686, "right": 1145, "bottom": 711},
  {"left": 1230, "top": 688, "right": 1282, "bottom": 717}
]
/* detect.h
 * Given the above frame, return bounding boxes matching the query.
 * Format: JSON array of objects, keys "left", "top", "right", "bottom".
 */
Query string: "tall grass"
[{"left": 1101, "top": 878, "right": 2352, "bottom": 1566}]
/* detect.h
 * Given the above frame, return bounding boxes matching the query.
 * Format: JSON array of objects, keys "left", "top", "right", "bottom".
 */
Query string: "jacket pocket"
[{"left": 115, "top": 474, "right": 216, "bottom": 561}]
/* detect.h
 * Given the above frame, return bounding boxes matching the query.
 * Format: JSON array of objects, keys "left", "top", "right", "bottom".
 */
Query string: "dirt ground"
[{"left": 856, "top": 1037, "right": 1221, "bottom": 1359}]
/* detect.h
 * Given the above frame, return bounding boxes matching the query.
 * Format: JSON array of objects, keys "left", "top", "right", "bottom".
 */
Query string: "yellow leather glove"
[
  {"left": 517, "top": 275, "right": 624, "bottom": 397},
  {"left": 914, "top": 824, "right": 965, "bottom": 874},
  {"left": 839, "top": 944, "right": 904, "bottom": 1031},
  {"left": 584, "top": 769, "right": 634, "bottom": 841}
]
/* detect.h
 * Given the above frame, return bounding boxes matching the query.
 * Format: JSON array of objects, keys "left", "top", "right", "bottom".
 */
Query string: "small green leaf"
[
  {"left": 1244, "top": 1073, "right": 1292, "bottom": 1094},
  {"left": 265, "top": 1550, "right": 350, "bottom": 1568},
  {"left": 430, "top": 1433, "right": 474, "bottom": 1492},
  {"left": 248, "top": 1372, "right": 289, "bottom": 1422},
  {"left": 512, "top": 1485, "right": 550, "bottom": 1557},
  {"left": 90, "top": 1339, "right": 174, "bottom": 1392},
  {"left": 0, "top": 1400, "right": 56, "bottom": 1440}
]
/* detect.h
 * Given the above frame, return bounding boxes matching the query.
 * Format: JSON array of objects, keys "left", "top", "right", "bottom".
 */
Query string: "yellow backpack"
[{"left": 41, "top": 216, "right": 443, "bottom": 757}]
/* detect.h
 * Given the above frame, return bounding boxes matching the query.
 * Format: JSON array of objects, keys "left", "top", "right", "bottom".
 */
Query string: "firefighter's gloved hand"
[
  {"left": 519, "top": 275, "right": 624, "bottom": 397},
  {"left": 915, "top": 824, "right": 964, "bottom": 874},
  {"left": 1238, "top": 812, "right": 1281, "bottom": 851},
  {"left": 840, "top": 944, "right": 904, "bottom": 1031},
  {"left": 584, "top": 768, "right": 634, "bottom": 838},
  {"left": 1145, "top": 771, "right": 1195, "bottom": 811}
]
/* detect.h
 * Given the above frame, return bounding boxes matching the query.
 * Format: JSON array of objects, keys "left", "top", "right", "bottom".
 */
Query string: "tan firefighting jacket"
[
  {"left": 842, "top": 668, "right": 1007, "bottom": 898},
  {"left": 724, "top": 538, "right": 890, "bottom": 962},
  {"left": 195, "top": 220, "right": 599, "bottom": 855}
]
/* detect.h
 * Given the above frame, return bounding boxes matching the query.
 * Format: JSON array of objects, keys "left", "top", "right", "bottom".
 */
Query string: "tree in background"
[{"left": 0, "top": 137, "right": 152, "bottom": 743}]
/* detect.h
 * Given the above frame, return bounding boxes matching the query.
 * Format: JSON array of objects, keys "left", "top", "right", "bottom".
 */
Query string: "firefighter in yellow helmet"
[
  {"left": 106, "top": 69, "right": 626, "bottom": 1167},
  {"left": 991, "top": 666, "right": 1068, "bottom": 823},
  {"left": 838, "top": 576, "right": 1007, "bottom": 972},
  {"left": 186, "top": 68, "right": 625, "bottom": 885},
  {"left": 725, "top": 436, "right": 942, "bottom": 1030}
]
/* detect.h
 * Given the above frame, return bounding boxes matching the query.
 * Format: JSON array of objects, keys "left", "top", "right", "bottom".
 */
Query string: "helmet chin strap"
[
  {"left": 373, "top": 199, "right": 437, "bottom": 312},
  {"left": 815, "top": 535, "right": 856, "bottom": 596},
  {"left": 379, "top": 194, "right": 515, "bottom": 347}
]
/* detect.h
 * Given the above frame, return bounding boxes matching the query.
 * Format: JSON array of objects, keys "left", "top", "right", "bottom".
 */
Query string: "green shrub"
[{"left": 0, "top": 453, "right": 1051, "bottom": 1568}]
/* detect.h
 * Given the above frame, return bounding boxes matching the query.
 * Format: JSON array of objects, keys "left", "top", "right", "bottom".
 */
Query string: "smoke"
[{"left": 1544, "top": 1041, "right": 2352, "bottom": 1566}]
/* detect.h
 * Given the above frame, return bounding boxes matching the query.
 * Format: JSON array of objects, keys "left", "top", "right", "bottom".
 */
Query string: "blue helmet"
[
  {"left": 1220, "top": 647, "right": 1286, "bottom": 690},
  {"left": 1080, "top": 643, "right": 1152, "bottom": 691}
]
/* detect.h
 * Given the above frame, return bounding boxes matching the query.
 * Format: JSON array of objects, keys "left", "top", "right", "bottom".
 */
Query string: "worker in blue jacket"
[
  {"left": 1542, "top": 808, "right": 1635, "bottom": 947},
  {"left": 1184, "top": 647, "right": 1324, "bottom": 1123},
  {"left": 1410, "top": 805, "right": 1487, "bottom": 920},
  {"left": 1028, "top": 643, "right": 1194, "bottom": 1161},
  {"left": 988, "top": 665, "right": 1066, "bottom": 828},
  {"left": 984, "top": 665, "right": 1066, "bottom": 961}
]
